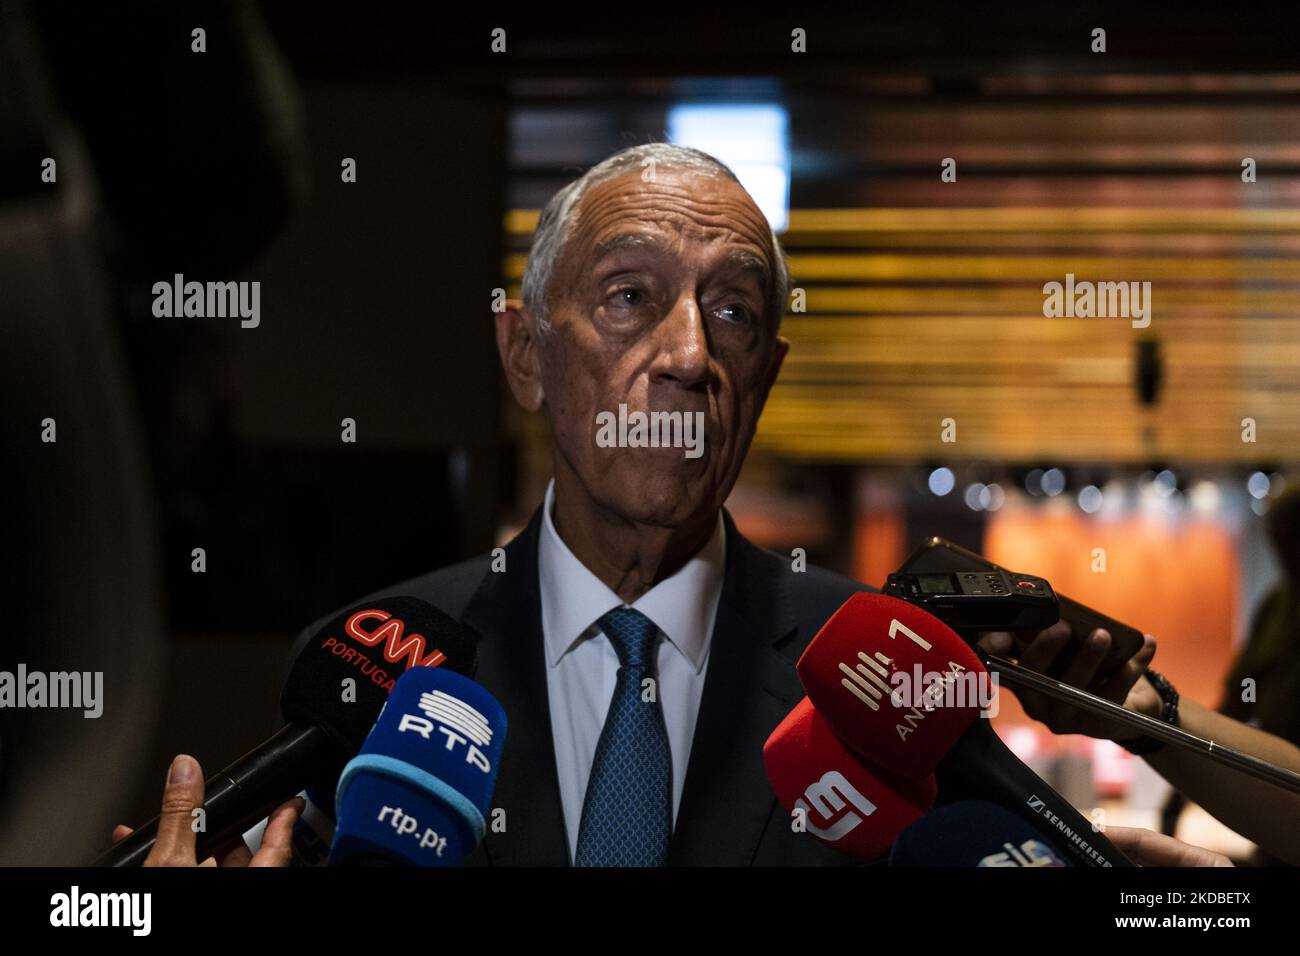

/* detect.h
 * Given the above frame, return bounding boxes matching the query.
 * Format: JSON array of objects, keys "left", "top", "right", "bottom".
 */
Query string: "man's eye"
[
  {"left": 715, "top": 303, "right": 753, "bottom": 324},
  {"left": 611, "top": 286, "right": 645, "bottom": 308}
]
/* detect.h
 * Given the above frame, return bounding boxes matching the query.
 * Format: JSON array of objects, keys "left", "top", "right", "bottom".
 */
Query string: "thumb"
[{"left": 145, "top": 754, "right": 205, "bottom": 866}]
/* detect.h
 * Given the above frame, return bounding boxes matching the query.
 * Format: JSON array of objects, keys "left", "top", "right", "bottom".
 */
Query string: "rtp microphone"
[
  {"left": 890, "top": 800, "right": 1071, "bottom": 866},
  {"left": 94, "top": 596, "right": 479, "bottom": 866},
  {"left": 329, "top": 666, "right": 506, "bottom": 866},
  {"left": 763, "top": 696, "right": 936, "bottom": 861},
  {"left": 796, "top": 592, "right": 1131, "bottom": 867}
]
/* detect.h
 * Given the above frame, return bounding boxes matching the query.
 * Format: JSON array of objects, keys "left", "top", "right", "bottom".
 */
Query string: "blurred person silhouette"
[
  {"left": 1160, "top": 486, "right": 1300, "bottom": 864},
  {"left": 0, "top": 0, "right": 303, "bottom": 864}
]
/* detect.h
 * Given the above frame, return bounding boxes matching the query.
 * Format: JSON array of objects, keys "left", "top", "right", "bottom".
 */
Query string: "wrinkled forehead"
[{"left": 566, "top": 168, "right": 776, "bottom": 275}]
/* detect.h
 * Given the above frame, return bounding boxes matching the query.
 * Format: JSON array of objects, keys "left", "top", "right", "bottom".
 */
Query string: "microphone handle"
[
  {"left": 982, "top": 652, "right": 1300, "bottom": 795},
  {"left": 93, "top": 722, "right": 334, "bottom": 867},
  {"left": 936, "top": 720, "right": 1134, "bottom": 867}
]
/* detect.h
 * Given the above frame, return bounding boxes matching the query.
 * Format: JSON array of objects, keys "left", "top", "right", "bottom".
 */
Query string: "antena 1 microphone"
[
  {"left": 796, "top": 592, "right": 1132, "bottom": 867},
  {"left": 763, "top": 696, "right": 936, "bottom": 861},
  {"left": 93, "top": 596, "right": 479, "bottom": 866},
  {"left": 890, "top": 800, "right": 1071, "bottom": 867},
  {"left": 329, "top": 666, "right": 506, "bottom": 866}
]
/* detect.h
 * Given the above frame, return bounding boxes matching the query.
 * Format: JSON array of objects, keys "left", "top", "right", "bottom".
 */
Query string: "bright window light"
[{"left": 667, "top": 104, "right": 790, "bottom": 233}]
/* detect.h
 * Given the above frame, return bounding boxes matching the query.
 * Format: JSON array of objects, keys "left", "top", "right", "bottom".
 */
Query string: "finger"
[
  {"left": 995, "top": 680, "right": 1054, "bottom": 724},
  {"left": 111, "top": 825, "right": 134, "bottom": 844},
  {"left": 144, "top": 754, "right": 204, "bottom": 867},
  {"left": 219, "top": 844, "right": 254, "bottom": 867},
  {"left": 1016, "top": 621, "right": 1073, "bottom": 675},
  {"left": 1104, "top": 826, "right": 1176, "bottom": 865},
  {"left": 250, "top": 797, "right": 304, "bottom": 868},
  {"left": 1105, "top": 826, "right": 1229, "bottom": 867},
  {"left": 1096, "top": 634, "right": 1158, "bottom": 703},
  {"left": 1057, "top": 628, "right": 1110, "bottom": 694},
  {"left": 198, "top": 856, "right": 219, "bottom": 868},
  {"left": 977, "top": 631, "right": 1014, "bottom": 656}
]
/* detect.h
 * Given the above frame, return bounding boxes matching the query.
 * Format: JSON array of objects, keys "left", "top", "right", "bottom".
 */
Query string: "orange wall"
[
  {"left": 984, "top": 501, "right": 1238, "bottom": 724},
  {"left": 853, "top": 509, "right": 906, "bottom": 592}
]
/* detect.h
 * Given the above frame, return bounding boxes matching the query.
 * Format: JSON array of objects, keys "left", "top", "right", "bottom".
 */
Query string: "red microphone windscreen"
[
  {"left": 763, "top": 697, "right": 937, "bottom": 860},
  {"left": 796, "top": 592, "right": 989, "bottom": 779}
]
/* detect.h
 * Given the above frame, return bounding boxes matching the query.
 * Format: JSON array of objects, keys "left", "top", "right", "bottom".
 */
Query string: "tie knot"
[{"left": 598, "top": 607, "right": 660, "bottom": 669}]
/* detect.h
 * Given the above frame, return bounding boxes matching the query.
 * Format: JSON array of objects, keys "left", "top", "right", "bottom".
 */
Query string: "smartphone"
[{"left": 896, "top": 536, "right": 1146, "bottom": 677}]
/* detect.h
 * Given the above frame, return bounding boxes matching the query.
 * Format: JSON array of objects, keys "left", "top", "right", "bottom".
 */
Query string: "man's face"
[{"left": 536, "top": 167, "right": 787, "bottom": 529}]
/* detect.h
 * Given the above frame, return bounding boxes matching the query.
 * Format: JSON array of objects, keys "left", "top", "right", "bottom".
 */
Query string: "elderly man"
[
  {"left": 437, "top": 142, "right": 872, "bottom": 864},
  {"left": 125, "top": 143, "right": 1159, "bottom": 867}
]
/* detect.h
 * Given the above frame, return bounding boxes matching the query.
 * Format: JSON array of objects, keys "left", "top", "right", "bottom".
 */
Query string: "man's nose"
[{"left": 651, "top": 293, "right": 711, "bottom": 390}]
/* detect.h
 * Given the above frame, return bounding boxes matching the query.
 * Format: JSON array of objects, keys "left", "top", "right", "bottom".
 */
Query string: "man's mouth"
[{"left": 593, "top": 403, "right": 716, "bottom": 460}]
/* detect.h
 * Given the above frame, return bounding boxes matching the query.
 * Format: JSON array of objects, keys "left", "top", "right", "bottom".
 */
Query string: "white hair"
[{"left": 520, "top": 142, "right": 790, "bottom": 336}]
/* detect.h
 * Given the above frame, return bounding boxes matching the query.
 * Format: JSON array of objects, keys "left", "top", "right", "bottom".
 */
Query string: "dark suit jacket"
[{"left": 301, "top": 505, "right": 874, "bottom": 865}]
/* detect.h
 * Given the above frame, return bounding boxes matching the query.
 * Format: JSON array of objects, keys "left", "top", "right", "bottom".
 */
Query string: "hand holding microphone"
[
  {"left": 108, "top": 755, "right": 303, "bottom": 867},
  {"left": 1103, "top": 827, "right": 1234, "bottom": 868},
  {"left": 97, "top": 596, "right": 480, "bottom": 866},
  {"left": 977, "top": 622, "right": 1157, "bottom": 740}
]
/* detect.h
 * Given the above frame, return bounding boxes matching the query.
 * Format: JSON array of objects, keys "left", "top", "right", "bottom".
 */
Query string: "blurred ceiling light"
[
  {"left": 981, "top": 483, "right": 1005, "bottom": 512},
  {"left": 1078, "top": 484, "right": 1103, "bottom": 514},
  {"left": 1247, "top": 470, "right": 1271, "bottom": 499},
  {"left": 667, "top": 103, "right": 790, "bottom": 232},
  {"left": 928, "top": 467, "right": 955, "bottom": 497},
  {"left": 1101, "top": 479, "right": 1127, "bottom": 516},
  {"left": 1189, "top": 480, "right": 1222, "bottom": 515}
]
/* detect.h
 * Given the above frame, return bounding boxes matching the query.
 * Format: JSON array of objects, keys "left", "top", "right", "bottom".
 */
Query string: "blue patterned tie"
[{"left": 573, "top": 607, "right": 673, "bottom": 866}]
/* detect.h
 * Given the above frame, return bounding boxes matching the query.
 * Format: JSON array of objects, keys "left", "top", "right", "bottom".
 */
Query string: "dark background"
[{"left": 3, "top": 1, "right": 1298, "bottom": 863}]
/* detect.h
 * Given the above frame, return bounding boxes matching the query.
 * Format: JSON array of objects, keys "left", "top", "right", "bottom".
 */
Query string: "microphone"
[
  {"left": 796, "top": 593, "right": 1131, "bottom": 867},
  {"left": 94, "top": 596, "right": 478, "bottom": 866},
  {"left": 890, "top": 800, "right": 1072, "bottom": 866},
  {"left": 763, "top": 696, "right": 936, "bottom": 861},
  {"left": 329, "top": 665, "right": 506, "bottom": 866},
  {"left": 982, "top": 651, "right": 1300, "bottom": 795}
]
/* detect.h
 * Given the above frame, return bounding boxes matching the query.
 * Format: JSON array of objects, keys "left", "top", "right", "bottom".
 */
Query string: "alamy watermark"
[
  {"left": 0, "top": 665, "right": 102, "bottom": 718},
  {"left": 152, "top": 273, "right": 260, "bottom": 328},
  {"left": 595, "top": 403, "right": 705, "bottom": 459},
  {"left": 1042, "top": 273, "right": 1151, "bottom": 328},
  {"left": 888, "top": 663, "right": 1000, "bottom": 718}
]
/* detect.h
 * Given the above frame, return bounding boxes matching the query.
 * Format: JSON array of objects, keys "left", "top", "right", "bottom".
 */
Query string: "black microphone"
[
  {"left": 930, "top": 710, "right": 1125, "bottom": 866},
  {"left": 93, "top": 596, "right": 478, "bottom": 866},
  {"left": 890, "top": 800, "right": 1072, "bottom": 866}
]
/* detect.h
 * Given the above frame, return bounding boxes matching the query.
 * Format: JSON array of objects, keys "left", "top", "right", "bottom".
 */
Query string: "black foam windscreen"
[{"left": 280, "top": 596, "right": 480, "bottom": 758}]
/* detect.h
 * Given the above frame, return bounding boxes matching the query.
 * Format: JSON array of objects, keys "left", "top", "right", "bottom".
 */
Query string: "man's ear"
[{"left": 494, "top": 300, "right": 545, "bottom": 412}]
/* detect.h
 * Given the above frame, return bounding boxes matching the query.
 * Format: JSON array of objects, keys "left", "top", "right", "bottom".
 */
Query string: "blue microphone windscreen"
[
  {"left": 330, "top": 666, "right": 506, "bottom": 866},
  {"left": 890, "top": 800, "right": 1072, "bottom": 867}
]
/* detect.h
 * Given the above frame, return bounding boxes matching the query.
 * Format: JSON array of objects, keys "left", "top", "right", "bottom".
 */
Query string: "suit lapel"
[
  {"left": 461, "top": 510, "right": 572, "bottom": 866},
  {"left": 667, "top": 510, "right": 804, "bottom": 865},
  {"left": 462, "top": 506, "right": 804, "bottom": 866}
]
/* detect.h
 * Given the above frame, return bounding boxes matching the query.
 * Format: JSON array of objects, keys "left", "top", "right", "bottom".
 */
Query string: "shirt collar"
[{"left": 537, "top": 479, "right": 725, "bottom": 673}]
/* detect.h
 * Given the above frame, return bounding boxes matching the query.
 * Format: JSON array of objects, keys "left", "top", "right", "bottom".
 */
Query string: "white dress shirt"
[{"left": 537, "top": 480, "right": 725, "bottom": 862}]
